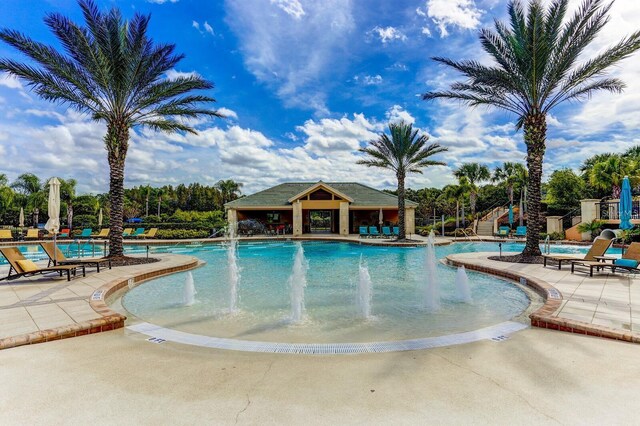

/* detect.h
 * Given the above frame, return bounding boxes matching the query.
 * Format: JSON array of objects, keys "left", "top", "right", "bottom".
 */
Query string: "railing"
[
  {"left": 478, "top": 201, "right": 508, "bottom": 222},
  {"left": 561, "top": 208, "right": 581, "bottom": 230},
  {"left": 598, "top": 200, "right": 640, "bottom": 220}
]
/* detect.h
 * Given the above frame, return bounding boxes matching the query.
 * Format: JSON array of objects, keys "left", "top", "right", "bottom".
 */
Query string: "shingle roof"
[{"left": 225, "top": 182, "right": 418, "bottom": 208}]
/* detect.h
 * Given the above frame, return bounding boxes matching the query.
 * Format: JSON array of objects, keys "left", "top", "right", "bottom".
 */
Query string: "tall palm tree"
[
  {"left": 11, "top": 173, "right": 44, "bottom": 225},
  {"left": 443, "top": 178, "right": 471, "bottom": 229},
  {"left": 453, "top": 163, "right": 490, "bottom": 217},
  {"left": 423, "top": 0, "right": 640, "bottom": 257},
  {"left": 0, "top": 0, "right": 221, "bottom": 256},
  {"left": 358, "top": 121, "right": 447, "bottom": 240},
  {"left": 59, "top": 178, "right": 77, "bottom": 229},
  {"left": 492, "top": 162, "right": 528, "bottom": 204},
  {"left": 215, "top": 179, "right": 244, "bottom": 206}
]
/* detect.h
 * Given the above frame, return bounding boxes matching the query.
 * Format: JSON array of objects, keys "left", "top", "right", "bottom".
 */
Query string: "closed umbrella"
[
  {"left": 619, "top": 176, "right": 633, "bottom": 230},
  {"left": 98, "top": 208, "right": 103, "bottom": 227},
  {"left": 378, "top": 208, "right": 383, "bottom": 230},
  {"left": 518, "top": 194, "right": 524, "bottom": 227},
  {"left": 19, "top": 207, "right": 24, "bottom": 227},
  {"left": 44, "top": 177, "right": 61, "bottom": 264}
]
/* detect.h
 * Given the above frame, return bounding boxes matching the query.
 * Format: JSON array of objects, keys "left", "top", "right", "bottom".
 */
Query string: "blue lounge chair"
[
  {"left": 514, "top": 226, "right": 527, "bottom": 237},
  {"left": 392, "top": 226, "right": 399, "bottom": 236},
  {"left": 496, "top": 226, "right": 511, "bottom": 237},
  {"left": 382, "top": 226, "right": 392, "bottom": 237},
  {"left": 359, "top": 226, "right": 369, "bottom": 238},
  {"left": 77, "top": 228, "right": 93, "bottom": 238},
  {"left": 369, "top": 226, "right": 380, "bottom": 237},
  {"left": 128, "top": 227, "right": 145, "bottom": 238}
]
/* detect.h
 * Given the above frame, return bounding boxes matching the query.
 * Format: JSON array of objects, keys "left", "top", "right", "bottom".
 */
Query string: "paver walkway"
[
  {"left": 448, "top": 251, "right": 640, "bottom": 337},
  {"left": 0, "top": 254, "right": 198, "bottom": 344}
]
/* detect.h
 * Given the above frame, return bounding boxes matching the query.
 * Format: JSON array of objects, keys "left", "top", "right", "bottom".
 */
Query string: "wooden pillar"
[
  {"left": 339, "top": 202, "right": 349, "bottom": 235},
  {"left": 293, "top": 201, "right": 303, "bottom": 236}
]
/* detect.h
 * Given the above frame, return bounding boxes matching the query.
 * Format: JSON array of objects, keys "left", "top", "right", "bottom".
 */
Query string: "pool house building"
[{"left": 225, "top": 181, "right": 417, "bottom": 236}]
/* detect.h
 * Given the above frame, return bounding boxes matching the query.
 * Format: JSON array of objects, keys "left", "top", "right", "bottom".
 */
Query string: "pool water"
[{"left": 120, "top": 240, "right": 556, "bottom": 344}]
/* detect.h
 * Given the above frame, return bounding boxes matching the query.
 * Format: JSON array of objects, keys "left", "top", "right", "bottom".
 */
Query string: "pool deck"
[{"left": 447, "top": 252, "right": 640, "bottom": 342}]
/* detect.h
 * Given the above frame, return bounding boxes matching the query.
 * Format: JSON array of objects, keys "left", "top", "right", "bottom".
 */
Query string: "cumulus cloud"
[
  {"left": 367, "top": 26, "right": 407, "bottom": 44},
  {"left": 192, "top": 21, "right": 214, "bottom": 35},
  {"left": 385, "top": 105, "right": 415, "bottom": 125},
  {"left": 147, "top": 0, "right": 178, "bottom": 3},
  {"left": 0, "top": 73, "right": 23, "bottom": 90},
  {"left": 165, "top": 69, "right": 200, "bottom": 80},
  {"left": 217, "top": 107, "right": 238, "bottom": 120},
  {"left": 417, "top": 0, "right": 483, "bottom": 37},
  {"left": 362, "top": 75, "right": 383, "bottom": 85},
  {"left": 297, "top": 113, "right": 382, "bottom": 156}
]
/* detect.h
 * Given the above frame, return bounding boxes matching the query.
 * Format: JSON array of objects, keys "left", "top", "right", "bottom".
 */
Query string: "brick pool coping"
[
  {"left": 446, "top": 253, "right": 640, "bottom": 344},
  {"left": 0, "top": 255, "right": 200, "bottom": 350}
]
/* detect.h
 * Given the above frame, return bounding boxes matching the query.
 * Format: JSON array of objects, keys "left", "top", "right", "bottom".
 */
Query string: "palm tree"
[
  {"left": 423, "top": 0, "right": 640, "bottom": 257},
  {"left": 0, "top": 1, "right": 221, "bottom": 256},
  {"left": 11, "top": 173, "right": 44, "bottom": 225},
  {"left": 492, "top": 162, "right": 526, "bottom": 205},
  {"left": 215, "top": 179, "right": 244, "bottom": 206},
  {"left": 588, "top": 155, "right": 636, "bottom": 198},
  {"left": 443, "top": 178, "right": 471, "bottom": 229},
  {"left": 59, "top": 178, "right": 77, "bottom": 229},
  {"left": 358, "top": 121, "right": 447, "bottom": 240},
  {"left": 453, "top": 163, "right": 490, "bottom": 217}
]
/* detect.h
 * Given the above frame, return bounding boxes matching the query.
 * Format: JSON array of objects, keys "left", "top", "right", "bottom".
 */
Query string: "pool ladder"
[{"left": 543, "top": 235, "right": 551, "bottom": 254}]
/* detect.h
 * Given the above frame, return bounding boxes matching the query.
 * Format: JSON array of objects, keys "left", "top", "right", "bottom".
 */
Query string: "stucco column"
[
  {"left": 580, "top": 199, "right": 599, "bottom": 240},
  {"left": 293, "top": 200, "right": 303, "bottom": 236},
  {"left": 339, "top": 202, "right": 349, "bottom": 236},
  {"left": 227, "top": 208, "right": 237, "bottom": 236},
  {"left": 546, "top": 216, "right": 563, "bottom": 234},
  {"left": 405, "top": 208, "right": 415, "bottom": 235}
]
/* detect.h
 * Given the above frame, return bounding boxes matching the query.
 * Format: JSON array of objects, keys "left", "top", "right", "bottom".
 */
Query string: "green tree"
[
  {"left": 0, "top": 0, "right": 221, "bottom": 256},
  {"left": 546, "top": 169, "right": 585, "bottom": 211},
  {"left": 358, "top": 121, "right": 447, "bottom": 240},
  {"left": 11, "top": 173, "right": 44, "bottom": 225},
  {"left": 453, "top": 163, "right": 490, "bottom": 217},
  {"left": 587, "top": 155, "right": 637, "bottom": 198},
  {"left": 215, "top": 179, "right": 243, "bottom": 206},
  {"left": 423, "top": 0, "right": 640, "bottom": 257},
  {"left": 59, "top": 178, "right": 77, "bottom": 229},
  {"left": 492, "top": 162, "right": 527, "bottom": 204},
  {"left": 443, "top": 178, "right": 472, "bottom": 229}
]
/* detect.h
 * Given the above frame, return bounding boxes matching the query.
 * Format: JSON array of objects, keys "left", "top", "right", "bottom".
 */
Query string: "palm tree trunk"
[
  {"left": 67, "top": 203, "right": 73, "bottom": 230},
  {"left": 397, "top": 172, "right": 406, "bottom": 240},
  {"left": 456, "top": 200, "right": 459, "bottom": 228},
  {"left": 106, "top": 122, "right": 129, "bottom": 257},
  {"left": 522, "top": 113, "right": 546, "bottom": 257}
]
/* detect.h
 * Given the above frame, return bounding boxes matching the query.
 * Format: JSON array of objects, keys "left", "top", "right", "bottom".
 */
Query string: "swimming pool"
[{"left": 118, "top": 240, "right": 561, "bottom": 345}]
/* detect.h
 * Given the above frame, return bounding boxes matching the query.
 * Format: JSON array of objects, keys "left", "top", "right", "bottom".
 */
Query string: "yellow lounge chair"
[
  {"left": 0, "top": 229, "right": 13, "bottom": 241},
  {"left": 0, "top": 247, "right": 85, "bottom": 281},
  {"left": 572, "top": 242, "right": 640, "bottom": 277},
  {"left": 542, "top": 237, "right": 612, "bottom": 270},
  {"left": 40, "top": 242, "right": 111, "bottom": 273},
  {"left": 137, "top": 228, "right": 158, "bottom": 238},
  {"left": 122, "top": 228, "right": 133, "bottom": 237},
  {"left": 24, "top": 229, "right": 39, "bottom": 240},
  {"left": 94, "top": 228, "right": 110, "bottom": 239}
]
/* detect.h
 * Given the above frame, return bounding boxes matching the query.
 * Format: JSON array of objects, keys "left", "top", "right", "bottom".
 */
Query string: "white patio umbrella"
[
  {"left": 98, "top": 208, "right": 103, "bottom": 227},
  {"left": 18, "top": 207, "right": 24, "bottom": 227},
  {"left": 44, "top": 177, "right": 61, "bottom": 264},
  {"left": 378, "top": 208, "right": 384, "bottom": 229}
]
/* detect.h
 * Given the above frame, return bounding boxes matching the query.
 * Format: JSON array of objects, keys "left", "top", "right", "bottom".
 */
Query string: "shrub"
[
  {"left": 73, "top": 215, "right": 97, "bottom": 229},
  {"left": 156, "top": 229, "right": 210, "bottom": 239}
]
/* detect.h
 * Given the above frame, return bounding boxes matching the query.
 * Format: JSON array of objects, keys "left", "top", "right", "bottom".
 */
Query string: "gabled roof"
[
  {"left": 287, "top": 182, "right": 354, "bottom": 203},
  {"left": 225, "top": 182, "right": 418, "bottom": 208}
]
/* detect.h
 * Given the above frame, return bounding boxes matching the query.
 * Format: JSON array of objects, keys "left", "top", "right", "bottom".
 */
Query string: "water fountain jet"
[
  {"left": 288, "top": 242, "right": 308, "bottom": 323},
  {"left": 227, "top": 233, "right": 241, "bottom": 312},
  {"left": 183, "top": 271, "right": 196, "bottom": 306},
  {"left": 455, "top": 266, "right": 473, "bottom": 303},
  {"left": 357, "top": 255, "right": 373, "bottom": 319},
  {"left": 422, "top": 230, "right": 441, "bottom": 311}
]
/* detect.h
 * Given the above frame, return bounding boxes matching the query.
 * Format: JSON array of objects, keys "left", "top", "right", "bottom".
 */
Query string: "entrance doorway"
[{"left": 309, "top": 210, "right": 332, "bottom": 233}]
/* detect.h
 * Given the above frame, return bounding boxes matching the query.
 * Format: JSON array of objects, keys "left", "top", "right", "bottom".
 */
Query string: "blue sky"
[{"left": 0, "top": 0, "right": 639, "bottom": 194}]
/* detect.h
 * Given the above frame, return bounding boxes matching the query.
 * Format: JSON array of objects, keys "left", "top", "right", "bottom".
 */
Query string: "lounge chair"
[
  {"left": 40, "top": 242, "right": 111, "bottom": 273},
  {"left": 572, "top": 242, "right": 640, "bottom": 277},
  {"left": 514, "top": 226, "right": 527, "bottom": 237},
  {"left": 137, "top": 228, "right": 158, "bottom": 238},
  {"left": 392, "top": 227, "right": 399, "bottom": 236},
  {"left": 76, "top": 228, "right": 93, "bottom": 239},
  {"left": 382, "top": 226, "right": 392, "bottom": 237},
  {"left": 24, "top": 229, "right": 39, "bottom": 240},
  {"left": 59, "top": 228, "right": 70, "bottom": 238},
  {"left": 543, "top": 237, "right": 612, "bottom": 270},
  {"left": 94, "top": 228, "right": 110, "bottom": 239},
  {"left": 0, "top": 247, "right": 85, "bottom": 281},
  {"left": 359, "top": 226, "right": 369, "bottom": 238},
  {"left": 368, "top": 226, "right": 380, "bottom": 237},
  {"left": 496, "top": 226, "right": 511, "bottom": 237},
  {"left": 128, "top": 227, "right": 145, "bottom": 238},
  {"left": 0, "top": 229, "right": 13, "bottom": 241},
  {"left": 122, "top": 228, "right": 134, "bottom": 237}
]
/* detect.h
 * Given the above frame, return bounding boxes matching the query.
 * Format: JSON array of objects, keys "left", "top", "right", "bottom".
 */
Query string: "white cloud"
[
  {"left": 217, "top": 107, "right": 238, "bottom": 120},
  {"left": 270, "top": 0, "right": 305, "bottom": 19},
  {"left": 385, "top": 105, "right": 415, "bottom": 125},
  {"left": 147, "top": 0, "right": 178, "bottom": 3},
  {"left": 297, "top": 113, "right": 382, "bottom": 156},
  {"left": 203, "top": 21, "right": 214, "bottom": 35},
  {"left": 363, "top": 75, "right": 383, "bottom": 85},
  {"left": 0, "top": 73, "right": 23, "bottom": 90},
  {"left": 418, "top": 0, "right": 484, "bottom": 37},
  {"left": 368, "top": 26, "right": 407, "bottom": 44},
  {"left": 192, "top": 21, "right": 214, "bottom": 36},
  {"left": 165, "top": 69, "right": 200, "bottom": 80},
  {"left": 192, "top": 21, "right": 200, "bottom": 30},
  {"left": 225, "top": 0, "right": 355, "bottom": 114}
]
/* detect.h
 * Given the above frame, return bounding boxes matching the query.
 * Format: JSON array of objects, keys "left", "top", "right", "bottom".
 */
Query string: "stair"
[{"left": 477, "top": 220, "right": 494, "bottom": 236}]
